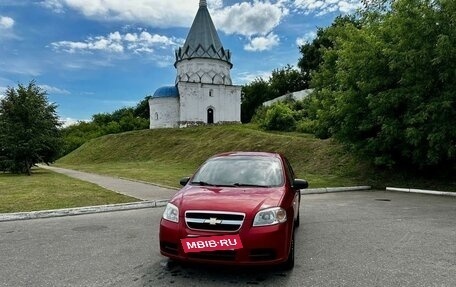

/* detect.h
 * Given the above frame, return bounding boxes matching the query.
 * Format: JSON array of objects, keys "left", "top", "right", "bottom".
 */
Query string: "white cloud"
[
  {"left": 0, "top": 16, "right": 14, "bottom": 29},
  {"left": 208, "top": 0, "right": 224, "bottom": 10},
  {"left": 40, "top": 0, "right": 65, "bottom": 13},
  {"left": 41, "top": 0, "right": 288, "bottom": 44},
  {"left": 42, "top": 1, "right": 290, "bottom": 53},
  {"left": 40, "top": 0, "right": 199, "bottom": 27},
  {"left": 38, "top": 85, "right": 71, "bottom": 95},
  {"left": 213, "top": 1, "right": 288, "bottom": 37},
  {"left": 0, "top": 86, "right": 7, "bottom": 99},
  {"left": 0, "top": 60, "right": 41, "bottom": 76},
  {"left": 147, "top": 54, "right": 175, "bottom": 68},
  {"left": 124, "top": 33, "right": 138, "bottom": 42},
  {"left": 338, "top": 0, "right": 360, "bottom": 13},
  {"left": 293, "top": 0, "right": 361, "bottom": 16},
  {"left": 51, "top": 30, "right": 184, "bottom": 54},
  {"left": 235, "top": 70, "right": 272, "bottom": 84},
  {"left": 296, "top": 31, "right": 317, "bottom": 46},
  {"left": 244, "top": 33, "right": 280, "bottom": 52},
  {"left": 60, "top": 117, "right": 88, "bottom": 128}
]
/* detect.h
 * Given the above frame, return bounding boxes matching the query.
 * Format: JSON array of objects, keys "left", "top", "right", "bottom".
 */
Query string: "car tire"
[
  {"left": 294, "top": 194, "right": 301, "bottom": 228},
  {"left": 281, "top": 229, "right": 295, "bottom": 270}
]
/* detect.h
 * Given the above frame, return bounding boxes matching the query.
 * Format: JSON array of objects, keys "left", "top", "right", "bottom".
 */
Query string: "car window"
[
  {"left": 191, "top": 156, "right": 284, "bottom": 187},
  {"left": 284, "top": 157, "right": 295, "bottom": 183}
]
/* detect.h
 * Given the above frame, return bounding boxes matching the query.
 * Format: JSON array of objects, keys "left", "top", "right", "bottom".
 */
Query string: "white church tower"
[{"left": 149, "top": 0, "right": 241, "bottom": 128}]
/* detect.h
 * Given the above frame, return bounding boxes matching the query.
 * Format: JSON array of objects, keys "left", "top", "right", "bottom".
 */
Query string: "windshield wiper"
[
  {"left": 232, "top": 183, "right": 270, "bottom": 188},
  {"left": 190, "top": 181, "right": 216, "bottom": 186}
]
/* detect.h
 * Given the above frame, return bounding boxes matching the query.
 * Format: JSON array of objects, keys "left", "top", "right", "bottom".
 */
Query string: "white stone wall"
[
  {"left": 177, "top": 82, "right": 241, "bottom": 126},
  {"left": 263, "top": 89, "right": 314, "bottom": 107},
  {"left": 148, "top": 97, "right": 180, "bottom": 128},
  {"left": 175, "top": 58, "right": 233, "bottom": 85}
]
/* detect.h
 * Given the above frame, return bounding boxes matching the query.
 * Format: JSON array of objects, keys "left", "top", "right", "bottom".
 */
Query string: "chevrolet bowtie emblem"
[{"left": 207, "top": 217, "right": 222, "bottom": 225}]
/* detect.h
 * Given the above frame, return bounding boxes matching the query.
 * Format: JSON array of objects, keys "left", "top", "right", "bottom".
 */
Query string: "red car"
[{"left": 159, "top": 152, "right": 308, "bottom": 269}]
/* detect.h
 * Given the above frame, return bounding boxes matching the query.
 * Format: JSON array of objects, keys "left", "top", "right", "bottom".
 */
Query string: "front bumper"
[{"left": 159, "top": 218, "right": 292, "bottom": 266}]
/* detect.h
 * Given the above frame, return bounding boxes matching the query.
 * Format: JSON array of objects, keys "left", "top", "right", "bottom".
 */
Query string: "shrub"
[
  {"left": 259, "top": 103, "right": 297, "bottom": 132},
  {"left": 296, "top": 119, "right": 317, "bottom": 134}
]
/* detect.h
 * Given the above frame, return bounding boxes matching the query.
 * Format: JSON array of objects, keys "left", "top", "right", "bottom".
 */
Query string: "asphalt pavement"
[{"left": 1, "top": 191, "right": 455, "bottom": 287}]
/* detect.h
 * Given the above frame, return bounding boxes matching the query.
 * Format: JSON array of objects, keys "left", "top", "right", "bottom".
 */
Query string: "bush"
[
  {"left": 296, "top": 119, "right": 317, "bottom": 134},
  {"left": 259, "top": 103, "right": 297, "bottom": 132},
  {"left": 60, "top": 104, "right": 150, "bottom": 156}
]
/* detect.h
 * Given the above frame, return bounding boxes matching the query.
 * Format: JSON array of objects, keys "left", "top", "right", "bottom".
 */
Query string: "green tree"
[
  {"left": 133, "top": 96, "right": 151, "bottom": 119},
  {"left": 60, "top": 121, "right": 102, "bottom": 155},
  {"left": 0, "top": 81, "right": 62, "bottom": 175},
  {"left": 269, "top": 65, "right": 308, "bottom": 98},
  {"left": 298, "top": 16, "right": 361, "bottom": 85},
  {"left": 241, "top": 78, "right": 272, "bottom": 123},
  {"left": 311, "top": 0, "right": 456, "bottom": 168}
]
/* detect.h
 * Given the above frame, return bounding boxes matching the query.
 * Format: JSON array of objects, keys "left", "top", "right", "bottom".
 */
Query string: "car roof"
[{"left": 210, "top": 151, "right": 283, "bottom": 160}]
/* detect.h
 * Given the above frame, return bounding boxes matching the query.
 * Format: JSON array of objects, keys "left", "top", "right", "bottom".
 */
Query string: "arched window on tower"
[
  {"left": 209, "top": 89, "right": 213, "bottom": 97},
  {"left": 155, "top": 112, "right": 159, "bottom": 120},
  {"left": 207, "top": 108, "right": 214, "bottom": 124}
]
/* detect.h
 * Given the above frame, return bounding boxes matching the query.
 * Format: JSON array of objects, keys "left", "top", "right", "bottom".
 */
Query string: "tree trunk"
[{"left": 25, "top": 159, "right": 32, "bottom": 176}]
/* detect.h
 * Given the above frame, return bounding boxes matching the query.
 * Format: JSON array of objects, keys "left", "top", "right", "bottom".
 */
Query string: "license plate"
[{"left": 181, "top": 234, "right": 243, "bottom": 253}]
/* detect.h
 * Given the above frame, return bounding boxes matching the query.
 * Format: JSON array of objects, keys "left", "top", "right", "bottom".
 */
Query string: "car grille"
[{"left": 185, "top": 211, "right": 245, "bottom": 232}]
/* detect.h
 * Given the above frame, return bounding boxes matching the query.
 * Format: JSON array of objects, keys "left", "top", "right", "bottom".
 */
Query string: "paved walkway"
[{"left": 39, "top": 165, "right": 177, "bottom": 201}]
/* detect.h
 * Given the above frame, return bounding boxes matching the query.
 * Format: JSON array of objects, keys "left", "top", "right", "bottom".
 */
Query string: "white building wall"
[
  {"left": 175, "top": 58, "right": 233, "bottom": 85},
  {"left": 263, "top": 89, "right": 314, "bottom": 107},
  {"left": 148, "top": 97, "right": 179, "bottom": 128},
  {"left": 177, "top": 82, "right": 241, "bottom": 126}
]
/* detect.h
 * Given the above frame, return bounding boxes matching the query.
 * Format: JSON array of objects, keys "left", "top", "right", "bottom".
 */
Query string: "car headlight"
[
  {"left": 253, "top": 207, "right": 287, "bottom": 226},
  {"left": 162, "top": 203, "right": 179, "bottom": 223}
]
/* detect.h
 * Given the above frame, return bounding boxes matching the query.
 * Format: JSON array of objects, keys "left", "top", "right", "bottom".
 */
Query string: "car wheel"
[{"left": 281, "top": 229, "right": 295, "bottom": 270}]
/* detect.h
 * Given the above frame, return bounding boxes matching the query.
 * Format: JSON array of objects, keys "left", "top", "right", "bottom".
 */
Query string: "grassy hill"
[{"left": 57, "top": 124, "right": 455, "bottom": 191}]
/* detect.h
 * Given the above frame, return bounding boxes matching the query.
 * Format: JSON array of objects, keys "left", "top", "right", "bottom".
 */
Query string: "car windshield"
[{"left": 191, "top": 156, "right": 284, "bottom": 187}]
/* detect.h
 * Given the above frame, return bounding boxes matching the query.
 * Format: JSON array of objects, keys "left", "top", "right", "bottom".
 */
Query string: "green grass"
[
  {"left": 0, "top": 168, "right": 138, "bottom": 213},
  {"left": 5, "top": 125, "right": 453, "bottom": 214},
  {"left": 56, "top": 124, "right": 365, "bottom": 188},
  {"left": 56, "top": 124, "right": 455, "bottom": 191}
]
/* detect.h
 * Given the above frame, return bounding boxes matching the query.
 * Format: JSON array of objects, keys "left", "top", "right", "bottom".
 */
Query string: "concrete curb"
[
  {"left": 302, "top": 186, "right": 372, "bottom": 194},
  {"left": 0, "top": 200, "right": 170, "bottom": 222},
  {"left": 386, "top": 187, "right": 456, "bottom": 197}
]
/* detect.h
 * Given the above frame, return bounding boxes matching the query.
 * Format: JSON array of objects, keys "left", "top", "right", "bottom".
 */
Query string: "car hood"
[{"left": 171, "top": 186, "right": 285, "bottom": 219}]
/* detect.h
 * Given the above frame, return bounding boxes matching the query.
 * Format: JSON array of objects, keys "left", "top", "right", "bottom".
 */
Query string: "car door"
[{"left": 284, "top": 157, "right": 300, "bottom": 222}]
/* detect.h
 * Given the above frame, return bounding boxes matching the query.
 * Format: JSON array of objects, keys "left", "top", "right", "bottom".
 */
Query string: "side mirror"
[
  {"left": 179, "top": 176, "right": 191, "bottom": 186},
  {"left": 293, "top": 179, "right": 308, "bottom": 190}
]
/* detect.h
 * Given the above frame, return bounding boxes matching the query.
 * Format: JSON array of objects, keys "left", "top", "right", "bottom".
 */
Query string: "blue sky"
[{"left": 0, "top": 0, "right": 361, "bottom": 126}]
